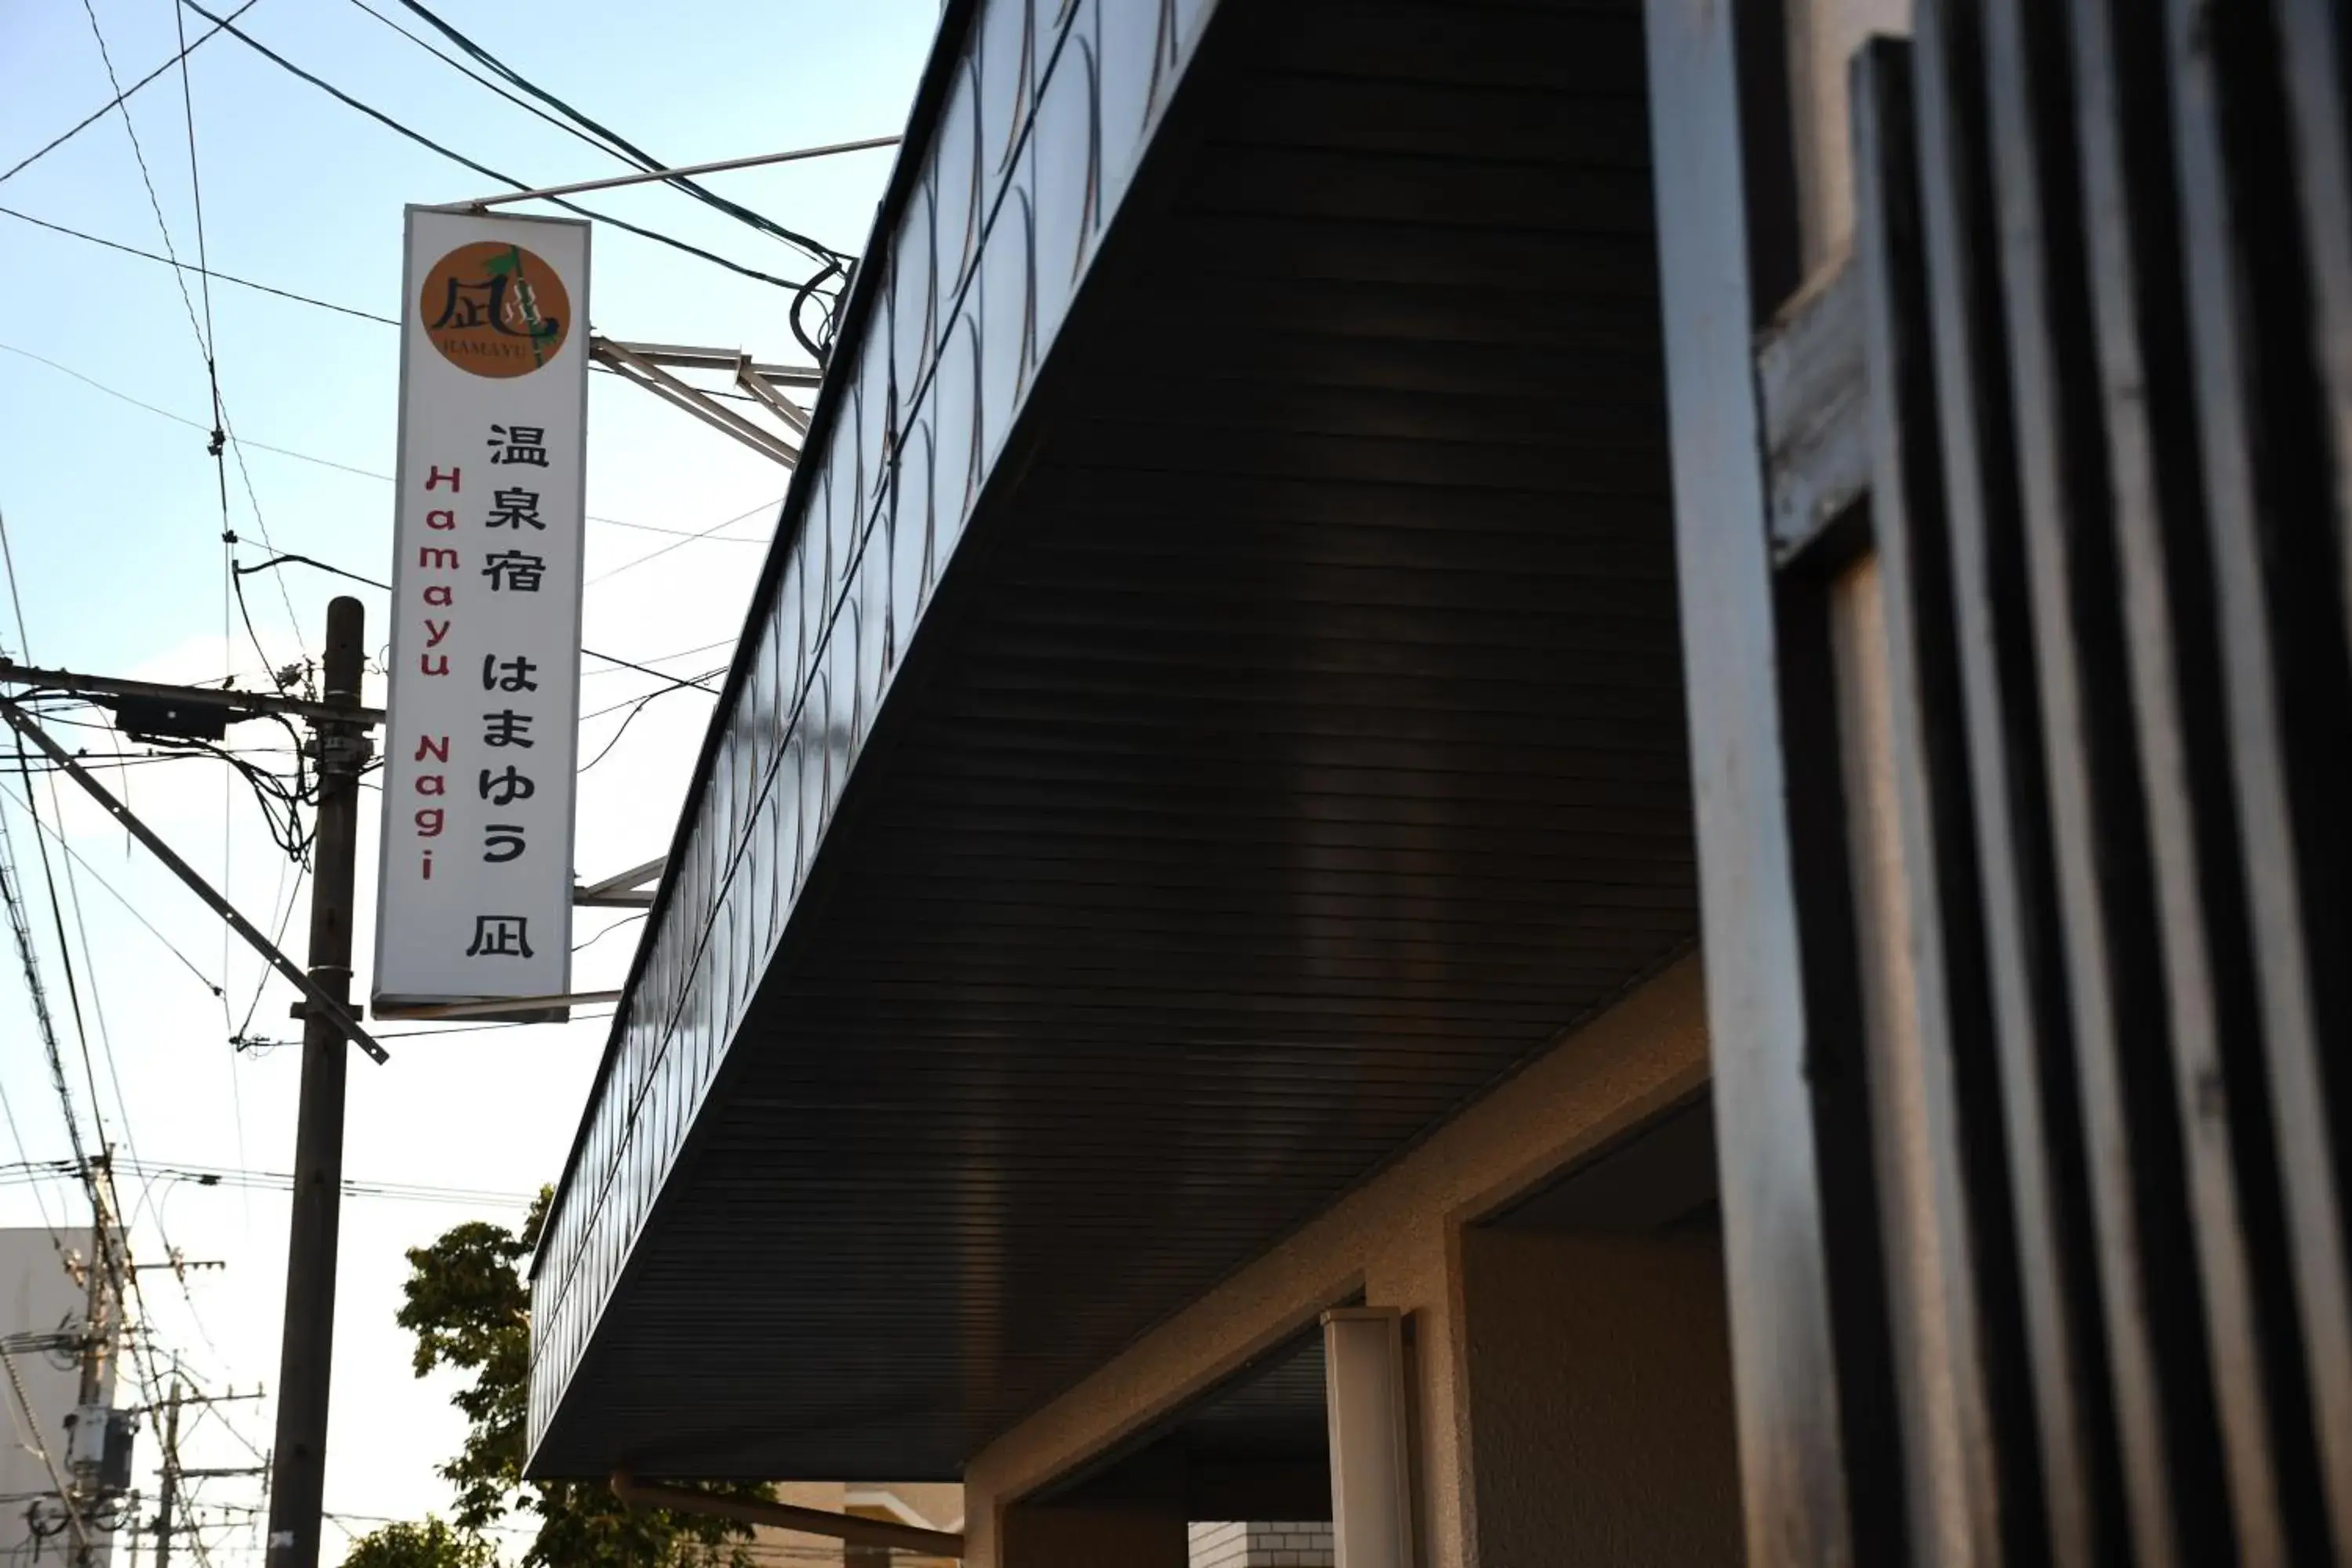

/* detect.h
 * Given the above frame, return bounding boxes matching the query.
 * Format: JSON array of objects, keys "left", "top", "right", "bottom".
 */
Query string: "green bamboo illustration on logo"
[{"left": 485, "top": 245, "right": 561, "bottom": 368}]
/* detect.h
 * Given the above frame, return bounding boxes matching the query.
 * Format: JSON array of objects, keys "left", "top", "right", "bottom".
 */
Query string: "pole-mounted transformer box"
[{"left": 64, "top": 1405, "right": 136, "bottom": 1493}]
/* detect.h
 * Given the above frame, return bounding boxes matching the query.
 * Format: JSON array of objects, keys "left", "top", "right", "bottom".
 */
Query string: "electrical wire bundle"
[
  {"left": 365, "top": 0, "right": 858, "bottom": 361},
  {"left": 0, "top": 1156, "right": 535, "bottom": 1210},
  {"left": 169, "top": 0, "right": 857, "bottom": 361},
  {"left": 2, "top": 692, "right": 321, "bottom": 865},
  {"left": 150, "top": 729, "right": 320, "bottom": 866}
]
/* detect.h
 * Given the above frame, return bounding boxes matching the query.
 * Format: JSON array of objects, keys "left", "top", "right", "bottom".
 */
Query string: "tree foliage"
[
  {"left": 340, "top": 1518, "right": 496, "bottom": 1568},
  {"left": 396, "top": 1189, "right": 771, "bottom": 1568}
]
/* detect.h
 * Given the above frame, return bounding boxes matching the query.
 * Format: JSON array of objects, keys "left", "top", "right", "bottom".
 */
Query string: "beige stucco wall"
[
  {"left": 753, "top": 1483, "right": 964, "bottom": 1568},
  {"left": 964, "top": 955, "right": 1712, "bottom": 1568},
  {"left": 760, "top": 1483, "right": 849, "bottom": 1567},
  {"left": 1458, "top": 1229, "right": 1743, "bottom": 1566},
  {"left": 849, "top": 1481, "right": 964, "bottom": 1534}
]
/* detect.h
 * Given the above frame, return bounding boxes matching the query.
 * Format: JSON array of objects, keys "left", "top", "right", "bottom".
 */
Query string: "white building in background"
[{"left": 0, "top": 1229, "right": 114, "bottom": 1568}]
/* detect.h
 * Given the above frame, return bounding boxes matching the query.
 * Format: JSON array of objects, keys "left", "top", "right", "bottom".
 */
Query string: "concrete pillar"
[
  {"left": 1323, "top": 1308, "right": 1414, "bottom": 1568},
  {"left": 999, "top": 1445, "right": 1188, "bottom": 1568}
]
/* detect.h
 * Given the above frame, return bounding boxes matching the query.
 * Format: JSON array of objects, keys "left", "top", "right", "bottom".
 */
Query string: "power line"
[
  {"left": 0, "top": 0, "right": 261, "bottom": 186},
  {"left": 74, "top": 0, "right": 214, "bottom": 382},
  {"left": 578, "top": 650, "right": 720, "bottom": 691},
  {"left": 233, "top": 554, "right": 383, "bottom": 590},
  {"left": 0, "top": 713, "right": 95, "bottom": 1217},
  {"left": 0, "top": 1340, "right": 87, "bottom": 1555},
  {"left": 175, "top": 0, "right": 826, "bottom": 293},
  {"left": 0, "top": 769, "right": 64, "bottom": 1242},
  {"left": 0, "top": 523, "right": 129, "bottom": 1158},
  {"left": 0, "top": 782, "right": 225, "bottom": 1000},
  {"left": 0, "top": 339, "right": 386, "bottom": 481},
  {"left": 384, "top": 0, "right": 846, "bottom": 267},
  {"left": 0, "top": 629, "right": 111, "bottom": 1178},
  {"left": 577, "top": 672, "right": 725, "bottom": 772},
  {"left": 230, "top": 554, "right": 728, "bottom": 688},
  {"left": 572, "top": 913, "right": 646, "bottom": 954},
  {"left": 228, "top": 862, "right": 302, "bottom": 1051},
  {"left": 0, "top": 339, "right": 786, "bottom": 539},
  {"left": 0, "top": 532, "right": 324, "bottom": 1419},
  {"left": 70, "top": 0, "right": 303, "bottom": 667},
  {"left": 171, "top": 0, "right": 230, "bottom": 540},
  {"left": 5, "top": 203, "right": 840, "bottom": 391},
  {"left": 227, "top": 562, "right": 278, "bottom": 687},
  {"left": 0, "top": 523, "right": 191, "bottom": 1432},
  {"left": 0, "top": 737, "right": 289, "bottom": 775},
  {"left": 157, "top": 0, "right": 319, "bottom": 705},
  {"left": 586, "top": 494, "right": 785, "bottom": 584},
  {"left": 581, "top": 668, "right": 728, "bottom": 724},
  {"left": 0, "top": 766, "right": 96, "bottom": 1222},
  {"left": 580, "top": 635, "right": 738, "bottom": 677},
  {"left": 339, "top": 0, "right": 645, "bottom": 173},
  {"left": 0, "top": 206, "right": 395, "bottom": 326},
  {"left": 0, "top": 1160, "right": 538, "bottom": 1210},
  {"left": 51, "top": 822, "right": 136, "bottom": 1192},
  {"left": 570, "top": 492, "right": 775, "bottom": 537}
]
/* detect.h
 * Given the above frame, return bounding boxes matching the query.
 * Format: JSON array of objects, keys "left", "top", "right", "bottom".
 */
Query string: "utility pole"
[
  {"left": 73, "top": 1180, "right": 112, "bottom": 1417},
  {"left": 263, "top": 597, "right": 368, "bottom": 1568},
  {"left": 153, "top": 1381, "right": 180, "bottom": 1568},
  {"left": 69, "top": 1165, "right": 117, "bottom": 1568}
]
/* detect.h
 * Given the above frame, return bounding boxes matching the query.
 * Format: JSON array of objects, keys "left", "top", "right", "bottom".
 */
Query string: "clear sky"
[{"left": 0, "top": 1, "right": 938, "bottom": 1559}]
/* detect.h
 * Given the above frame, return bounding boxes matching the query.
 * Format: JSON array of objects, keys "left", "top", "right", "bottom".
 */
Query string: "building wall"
[
  {"left": 849, "top": 1481, "right": 961, "bottom": 1534},
  {"left": 963, "top": 956, "right": 1712, "bottom": 1568},
  {"left": 1457, "top": 1229, "right": 1742, "bottom": 1566},
  {"left": 754, "top": 1483, "right": 964, "bottom": 1568},
  {"left": 753, "top": 1482, "right": 849, "bottom": 1568},
  {"left": 0, "top": 1229, "right": 108, "bottom": 1568},
  {"left": 1186, "top": 1521, "right": 1334, "bottom": 1568}
]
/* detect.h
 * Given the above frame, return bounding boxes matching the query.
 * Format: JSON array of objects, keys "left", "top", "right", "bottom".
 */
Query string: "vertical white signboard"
[{"left": 373, "top": 207, "right": 588, "bottom": 1017}]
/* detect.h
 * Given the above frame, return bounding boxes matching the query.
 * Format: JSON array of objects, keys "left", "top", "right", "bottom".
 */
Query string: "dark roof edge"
[{"left": 529, "top": 0, "right": 981, "bottom": 1284}]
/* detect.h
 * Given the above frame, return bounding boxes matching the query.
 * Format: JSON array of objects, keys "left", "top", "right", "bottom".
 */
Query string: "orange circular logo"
[{"left": 418, "top": 241, "right": 572, "bottom": 378}]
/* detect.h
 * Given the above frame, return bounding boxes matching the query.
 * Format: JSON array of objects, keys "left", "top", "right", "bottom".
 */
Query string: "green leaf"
[
  {"left": 339, "top": 1518, "right": 495, "bottom": 1568},
  {"left": 396, "top": 1188, "right": 774, "bottom": 1567}
]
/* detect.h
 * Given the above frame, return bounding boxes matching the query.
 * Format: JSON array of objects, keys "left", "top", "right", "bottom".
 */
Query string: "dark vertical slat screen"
[
  {"left": 1852, "top": 40, "right": 2049, "bottom": 1566},
  {"left": 2067, "top": 0, "right": 2335, "bottom": 1562},
  {"left": 2270, "top": 0, "right": 2352, "bottom": 1549},
  {"left": 1665, "top": 0, "right": 2352, "bottom": 1561},
  {"left": 2168, "top": 0, "right": 2352, "bottom": 1557},
  {"left": 1828, "top": 0, "right": 2352, "bottom": 1561},
  {"left": 1906, "top": 1, "right": 2134, "bottom": 1555},
  {"left": 1967, "top": 0, "right": 2242, "bottom": 1559},
  {"left": 1653, "top": 0, "right": 2352, "bottom": 1556}
]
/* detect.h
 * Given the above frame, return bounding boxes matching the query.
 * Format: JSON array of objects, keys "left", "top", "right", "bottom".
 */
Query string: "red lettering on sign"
[
  {"left": 413, "top": 735, "right": 450, "bottom": 764},
  {"left": 419, "top": 547, "right": 459, "bottom": 570},
  {"left": 421, "top": 654, "right": 449, "bottom": 677},
  {"left": 421, "top": 850, "right": 435, "bottom": 880},
  {"left": 426, "top": 466, "right": 461, "bottom": 492},
  {"left": 416, "top": 775, "right": 446, "bottom": 797},
  {"left": 427, "top": 509, "right": 457, "bottom": 532},
  {"left": 416, "top": 808, "right": 445, "bottom": 837},
  {"left": 424, "top": 585, "right": 453, "bottom": 607},
  {"left": 424, "top": 619, "right": 452, "bottom": 648}
]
